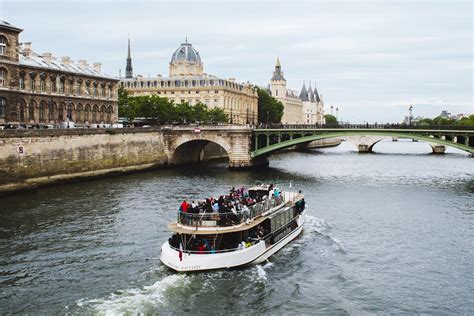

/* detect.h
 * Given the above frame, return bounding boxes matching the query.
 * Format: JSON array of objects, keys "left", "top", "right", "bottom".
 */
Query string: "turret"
[
  {"left": 270, "top": 56, "right": 286, "bottom": 99},
  {"left": 298, "top": 82, "right": 309, "bottom": 101}
]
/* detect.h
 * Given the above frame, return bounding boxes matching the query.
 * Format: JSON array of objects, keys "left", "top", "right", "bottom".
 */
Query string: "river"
[{"left": 0, "top": 140, "right": 473, "bottom": 314}]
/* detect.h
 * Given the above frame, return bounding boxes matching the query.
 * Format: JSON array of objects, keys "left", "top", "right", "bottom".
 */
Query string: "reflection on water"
[{"left": 0, "top": 140, "right": 473, "bottom": 314}]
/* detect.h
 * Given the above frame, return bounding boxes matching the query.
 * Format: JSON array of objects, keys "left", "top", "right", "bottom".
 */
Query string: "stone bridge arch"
[{"left": 169, "top": 135, "right": 232, "bottom": 165}]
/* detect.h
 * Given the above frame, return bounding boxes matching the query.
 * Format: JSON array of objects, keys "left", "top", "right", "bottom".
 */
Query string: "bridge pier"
[
  {"left": 429, "top": 143, "right": 446, "bottom": 154},
  {"left": 343, "top": 136, "right": 389, "bottom": 153}
]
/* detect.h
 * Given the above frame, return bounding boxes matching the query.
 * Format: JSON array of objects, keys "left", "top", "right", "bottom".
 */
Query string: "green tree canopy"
[
  {"left": 117, "top": 88, "right": 228, "bottom": 124},
  {"left": 324, "top": 114, "right": 338, "bottom": 125},
  {"left": 257, "top": 87, "right": 284, "bottom": 124}
]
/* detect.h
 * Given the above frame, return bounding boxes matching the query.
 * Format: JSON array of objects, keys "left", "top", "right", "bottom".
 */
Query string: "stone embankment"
[{"left": 0, "top": 128, "right": 168, "bottom": 195}]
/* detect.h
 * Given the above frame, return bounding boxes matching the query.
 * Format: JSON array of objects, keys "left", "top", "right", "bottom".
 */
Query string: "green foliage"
[
  {"left": 117, "top": 87, "right": 228, "bottom": 124},
  {"left": 416, "top": 114, "right": 474, "bottom": 127},
  {"left": 324, "top": 114, "right": 338, "bottom": 125},
  {"left": 257, "top": 87, "right": 284, "bottom": 124}
]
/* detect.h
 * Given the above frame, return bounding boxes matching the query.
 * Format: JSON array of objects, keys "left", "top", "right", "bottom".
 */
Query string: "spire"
[
  {"left": 299, "top": 81, "right": 309, "bottom": 101},
  {"left": 125, "top": 36, "right": 133, "bottom": 78},
  {"left": 308, "top": 82, "right": 315, "bottom": 102},
  {"left": 271, "top": 55, "right": 285, "bottom": 81},
  {"left": 314, "top": 84, "right": 321, "bottom": 103}
]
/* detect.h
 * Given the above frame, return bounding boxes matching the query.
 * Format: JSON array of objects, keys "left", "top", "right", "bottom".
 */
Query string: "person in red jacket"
[{"left": 180, "top": 200, "right": 189, "bottom": 213}]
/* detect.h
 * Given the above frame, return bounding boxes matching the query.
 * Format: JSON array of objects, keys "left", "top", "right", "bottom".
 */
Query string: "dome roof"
[{"left": 170, "top": 41, "right": 201, "bottom": 64}]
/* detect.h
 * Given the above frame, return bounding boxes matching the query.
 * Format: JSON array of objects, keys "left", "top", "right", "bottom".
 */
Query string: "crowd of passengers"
[
  {"left": 178, "top": 185, "right": 283, "bottom": 225},
  {"left": 168, "top": 224, "right": 268, "bottom": 253}
]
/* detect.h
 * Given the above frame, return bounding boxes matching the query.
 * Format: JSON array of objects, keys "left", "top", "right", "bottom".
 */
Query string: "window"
[
  {"left": 0, "top": 68, "right": 5, "bottom": 87},
  {"left": 276, "top": 89, "right": 278, "bottom": 96},
  {"left": 19, "top": 77, "right": 24, "bottom": 89},
  {"left": 0, "top": 36, "right": 6, "bottom": 56},
  {"left": 39, "top": 102, "right": 45, "bottom": 122},
  {"left": 51, "top": 79, "right": 57, "bottom": 93},
  {"left": 29, "top": 102, "right": 34, "bottom": 121},
  {"left": 0, "top": 97, "right": 5, "bottom": 117},
  {"left": 59, "top": 81, "right": 65, "bottom": 93},
  {"left": 76, "top": 82, "right": 81, "bottom": 95},
  {"left": 48, "top": 103, "right": 55, "bottom": 121},
  {"left": 58, "top": 103, "right": 63, "bottom": 120},
  {"left": 67, "top": 103, "right": 72, "bottom": 120},
  {"left": 93, "top": 86, "right": 98, "bottom": 96},
  {"left": 86, "top": 84, "right": 90, "bottom": 95},
  {"left": 30, "top": 79, "right": 35, "bottom": 91},
  {"left": 19, "top": 102, "right": 25, "bottom": 122},
  {"left": 40, "top": 79, "right": 45, "bottom": 92}
]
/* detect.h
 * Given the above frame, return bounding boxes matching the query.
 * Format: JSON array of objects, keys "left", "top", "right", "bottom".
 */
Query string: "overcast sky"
[{"left": 1, "top": 0, "right": 472, "bottom": 123}]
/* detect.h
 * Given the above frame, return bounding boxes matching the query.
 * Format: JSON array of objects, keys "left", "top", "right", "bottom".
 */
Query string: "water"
[{"left": 1, "top": 140, "right": 473, "bottom": 314}]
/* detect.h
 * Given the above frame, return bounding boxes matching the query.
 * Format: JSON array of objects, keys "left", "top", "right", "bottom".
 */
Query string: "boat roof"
[{"left": 168, "top": 215, "right": 268, "bottom": 234}]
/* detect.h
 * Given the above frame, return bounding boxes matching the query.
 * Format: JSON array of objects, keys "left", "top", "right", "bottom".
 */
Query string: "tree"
[
  {"left": 117, "top": 85, "right": 131, "bottom": 121},
  {"left": 257, "top": 87, "right": 284, "bottom": 124},
  {"left": 207, "top": 107, "right": 228, "bottom": 123},
  {"left": 324, "top": 114, "right": 338, "bottom": 125}
]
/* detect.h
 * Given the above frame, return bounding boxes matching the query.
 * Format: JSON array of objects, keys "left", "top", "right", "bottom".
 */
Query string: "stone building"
[
  {"left": 0, "top": 20, "right": 119, "bottom": 126},
  {"left": 269, "top": 57, "right": 325, "bottom": 124},
  {"left": 121, "top": 39, "right": 258, "bottom": 124}
]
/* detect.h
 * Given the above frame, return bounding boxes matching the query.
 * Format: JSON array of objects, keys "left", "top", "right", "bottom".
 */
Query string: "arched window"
[
  {"left": 76, "top": 104, "right": 83, "bottom": 122},
  {"left": 100, "top": 105, "right": 106, "bottom": 122},
  {"left": 0, "top": 68, "right": 6, "bottom": 87},
  {"left": 84, "top": 104, "right": 90, "bottom": 123},
  {"left": 29, "top": 100, "right": 35, "bottom": 121},
  {"left": 58, "top": 103, "right": 64, "bottom": 121},
  {"left": 19, "top": 101, "right": 25, "bottom": 122},
  {"left": 66, "top": 103, "right": 73, "bottom": 121},
  {"left": 39, "top": 101, "right": 46, "bottom": 122},
  {"left": 48, "top": 102, "right": 55, "bottom": 121},
  {"left": 92, "top": 105, "right": 98, "bottom": 123},
  {"left": 0, "top": 36, "right": 6, "bottom": 56},
  {"left": 106, "top": 105, "right": 112, "bottom": 123},
  {"left": 0, "top": 97, "right": 6, "bottom": 117}
]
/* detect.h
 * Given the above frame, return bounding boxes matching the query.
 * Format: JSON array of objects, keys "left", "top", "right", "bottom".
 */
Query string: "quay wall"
[{"left": 0, "top": 128, "right": 168, "bottom": 194}]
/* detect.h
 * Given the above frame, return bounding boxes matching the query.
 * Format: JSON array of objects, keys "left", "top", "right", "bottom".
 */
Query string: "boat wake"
[
  {"left": 255, "top": 261, "right": 274, "bottom": 281},
  {"left": 303, "top": 215, "right": 346, "bottom": 253},
  {"left": 76, "top": 273, "right": 187, "bottom": 315}
]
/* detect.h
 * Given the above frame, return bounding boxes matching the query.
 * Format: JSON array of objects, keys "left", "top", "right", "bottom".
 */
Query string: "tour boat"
[{"left": 160, "top": 184, "right": 306, "bottom": 272}]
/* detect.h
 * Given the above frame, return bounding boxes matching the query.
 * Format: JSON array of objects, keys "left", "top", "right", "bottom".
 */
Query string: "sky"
[{"left": 1, "top": 0, "right": 472, "bottom": 123}]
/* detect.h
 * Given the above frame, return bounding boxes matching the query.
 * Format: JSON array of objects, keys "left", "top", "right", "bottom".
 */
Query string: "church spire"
[{"left": 125, "top": 36, "right": 133, "bottom": 78}]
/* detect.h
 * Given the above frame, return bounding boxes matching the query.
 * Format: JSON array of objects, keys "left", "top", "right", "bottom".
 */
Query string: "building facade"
[
  {"left": 269, "top": 57, "right": 325, "bottom": 124},
  {"left": 121, "top": 40, "right": 258, "bottom": 125},
  {"left": 0, "top": 21, "right": 119, "bottom": 126}
]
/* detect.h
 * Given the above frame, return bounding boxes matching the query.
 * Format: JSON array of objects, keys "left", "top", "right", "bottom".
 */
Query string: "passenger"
[
  {"left": 212, "top": 201, "right": 219, "bottom": 212},
  {"left": 180, "top": 200, "right": 189, "bottom": 213}
]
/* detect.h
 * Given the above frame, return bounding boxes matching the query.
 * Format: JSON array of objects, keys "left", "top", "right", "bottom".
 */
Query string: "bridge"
[{"left": 164, "top": 125, "right": 474, "bottom": 168}]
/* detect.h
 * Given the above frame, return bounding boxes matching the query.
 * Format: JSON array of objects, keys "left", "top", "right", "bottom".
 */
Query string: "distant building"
[
  {"left": 439, "top": 110, "right": 451, "bottom": 119},
  {"left": 120, "top": 39, "right": 258, "bottom": 124},
  {"left": 268, "top": 57, "right": 325, "bottom": 124},
  {"left": 0, "top": 20, "right": 119, "bottom": 125}
]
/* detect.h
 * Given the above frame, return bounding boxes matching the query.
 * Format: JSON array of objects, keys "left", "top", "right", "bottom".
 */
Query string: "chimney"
[
  {"left": 61, "top": 56, "right": 71, "bottom": 66},
  {"left": 78, "top": 59, "right": 87, "bottom": 68},
  {"left": 43, "top": 52, "right": 52, "bottom": 63},
  {"left": 23, "top": 42, "right": 32, "bottom": 57},
  {"left": 93, "top": 62, "right": 101, "bottom": 72}
]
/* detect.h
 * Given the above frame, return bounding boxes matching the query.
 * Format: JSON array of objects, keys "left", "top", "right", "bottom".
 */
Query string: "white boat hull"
[{"left": 160, "top": 211, "right": 305, "bottom": 272}]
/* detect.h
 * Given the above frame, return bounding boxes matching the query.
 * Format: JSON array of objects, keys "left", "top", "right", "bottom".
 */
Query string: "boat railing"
[{"left": 177, "top": 194, "right": 289, "bottom": 228}]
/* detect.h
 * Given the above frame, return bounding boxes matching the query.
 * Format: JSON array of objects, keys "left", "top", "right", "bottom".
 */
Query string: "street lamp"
[
  {"left": 336, "top": 107, "right": 339, "bottom": 120},
  {"left": 409, "top": 105, "right": 413, "bottom": 126}
]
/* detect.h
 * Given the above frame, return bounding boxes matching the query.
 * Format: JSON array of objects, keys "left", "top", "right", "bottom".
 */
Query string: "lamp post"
[
  {"left": 409, "top": 105, "right": 413, "bottom": 126},
  {"left": 330, "top": 105, "right": 334, "bottom": 115},
  {"left": 336, "top": 107, "right": 339, "bottom": 120}
]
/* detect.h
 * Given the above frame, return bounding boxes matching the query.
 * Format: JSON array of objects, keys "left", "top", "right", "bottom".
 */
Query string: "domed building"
[
  {"left": 121, "top": 39, "right": 258, "bottom": 125},
  {"left": 169, "top": 40, "right": 203, "bottom": 77}
]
